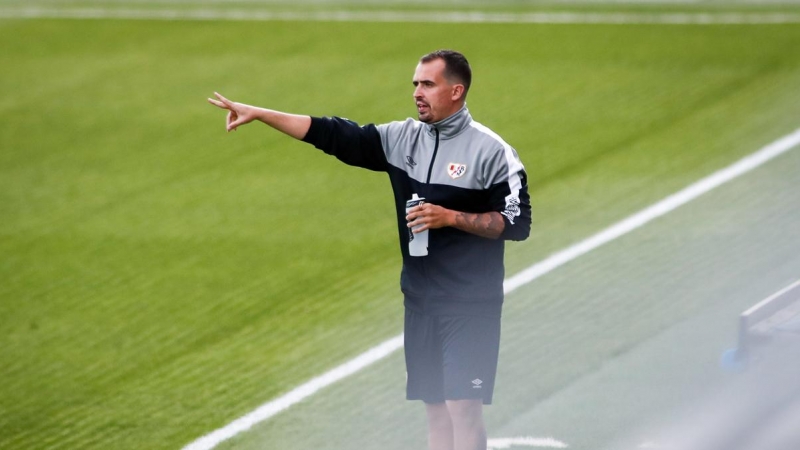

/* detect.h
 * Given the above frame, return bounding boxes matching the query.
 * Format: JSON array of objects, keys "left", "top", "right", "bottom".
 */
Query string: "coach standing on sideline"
[{"left": 208, "top": 50, "right": 531, "bottom": 450}]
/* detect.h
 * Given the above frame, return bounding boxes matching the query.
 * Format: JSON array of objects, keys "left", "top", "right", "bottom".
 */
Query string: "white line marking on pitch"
[
  {"left": 3, "top": 7, "right": 800, "bottom": 24},
  {"left": 183, "top": 128, "right": 800, "bottom": 450},
  {"left": 489, "top": 436, "right": 570, "bottom": 449},
  {"left": 504, "top": 128, "right": 800, "bottom": 292}
]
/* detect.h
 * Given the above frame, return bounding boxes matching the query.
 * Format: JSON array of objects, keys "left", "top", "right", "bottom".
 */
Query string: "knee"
[
  {"left": 446, "top": 399, "right": 484, "bottom": 429},
  {"left": 426, "top": 402, "right": 453, "bottom": 430}
]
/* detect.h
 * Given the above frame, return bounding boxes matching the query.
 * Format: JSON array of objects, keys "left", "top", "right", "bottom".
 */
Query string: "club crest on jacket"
[{"left": 447, "top": 163, "right": 467, "bottom": 179}]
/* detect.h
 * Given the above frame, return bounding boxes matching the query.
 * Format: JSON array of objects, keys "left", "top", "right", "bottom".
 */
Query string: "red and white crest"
[{"left": 447, "top": 163, "right": 467, "bottom": 179}]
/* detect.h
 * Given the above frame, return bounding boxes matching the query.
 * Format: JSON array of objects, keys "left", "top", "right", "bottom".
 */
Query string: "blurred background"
[{"left": 2, "top": 1, "right": 800, "bottom": 449}]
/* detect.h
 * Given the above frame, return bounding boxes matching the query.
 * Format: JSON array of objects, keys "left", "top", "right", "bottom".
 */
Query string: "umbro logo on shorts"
[{"left": 472, "top": 379, "right": 483, "bottom": 389}]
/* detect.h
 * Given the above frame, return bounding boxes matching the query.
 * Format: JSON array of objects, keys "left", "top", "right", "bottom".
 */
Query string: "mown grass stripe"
[{"left": 3, "top": 7, "right": 800, "bottom": 24}]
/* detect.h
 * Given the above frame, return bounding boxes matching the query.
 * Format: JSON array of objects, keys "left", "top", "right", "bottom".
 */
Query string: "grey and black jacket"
[{"left": 302, "top": 105, "right": 531, "bottom": 317}]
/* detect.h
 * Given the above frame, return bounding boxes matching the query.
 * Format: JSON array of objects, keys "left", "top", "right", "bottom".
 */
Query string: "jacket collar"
[{"left": 425, "top": 104, "right": 471, "bottom": 140}]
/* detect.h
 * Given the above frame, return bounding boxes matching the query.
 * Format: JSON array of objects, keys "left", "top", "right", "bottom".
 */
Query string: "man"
[{"left": 208, "top": 50, "right": 531, "bottom": 450}]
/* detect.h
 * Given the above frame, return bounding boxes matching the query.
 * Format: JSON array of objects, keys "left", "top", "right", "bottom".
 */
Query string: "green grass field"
[{"left": 2, "top": 1, "right": 800, "bottom": 449}]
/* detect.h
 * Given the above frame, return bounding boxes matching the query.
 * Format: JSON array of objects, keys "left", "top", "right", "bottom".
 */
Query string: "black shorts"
[{"left": 404, "top": 307, "right": 501, "bottom": 405}]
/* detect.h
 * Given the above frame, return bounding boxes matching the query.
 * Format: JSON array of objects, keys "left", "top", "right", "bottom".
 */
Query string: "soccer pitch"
[{"left": 2, "top": 1, "right": 800, "bottom": 449}]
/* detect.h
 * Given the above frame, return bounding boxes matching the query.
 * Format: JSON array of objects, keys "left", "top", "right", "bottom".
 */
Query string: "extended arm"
[
  {"left": 406, "top": 204, "right": 505, "bottom": 240},
  {"left": 207, "top": 92, "right": 310, "bottom": 139},
  {"left": 208, "top": 92, "right": 387, "bottom": 172}
]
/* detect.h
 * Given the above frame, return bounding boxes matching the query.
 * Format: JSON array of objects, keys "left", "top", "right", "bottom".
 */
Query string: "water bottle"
[{"left": 405, "top": 194, "right": 428, "bottom": 257}]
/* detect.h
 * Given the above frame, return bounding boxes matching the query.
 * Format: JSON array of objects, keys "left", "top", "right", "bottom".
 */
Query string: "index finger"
[{"left": 213, "top": 92, "right": 235, "bottom": 108}]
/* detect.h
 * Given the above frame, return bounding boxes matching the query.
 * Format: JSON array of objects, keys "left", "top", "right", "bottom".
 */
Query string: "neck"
[
  {"left": 427, "top": 104, "right": 471, "bottom": 139},
  {"left": 437, "top": 102, "right": 465, "bottom": 123}
]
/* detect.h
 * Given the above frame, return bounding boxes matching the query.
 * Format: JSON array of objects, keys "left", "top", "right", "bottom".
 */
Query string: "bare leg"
[
  {"left": 426, "top": 402, "right": 454, "bottom": 450},
  {"left": 446, "top": 399, "right": 487, "bottom": 450}
]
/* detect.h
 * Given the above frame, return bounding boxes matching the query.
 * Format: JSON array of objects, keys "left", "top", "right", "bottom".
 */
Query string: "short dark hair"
[{"left": 420, "top": 49, "right": 472, "bottom": 97}]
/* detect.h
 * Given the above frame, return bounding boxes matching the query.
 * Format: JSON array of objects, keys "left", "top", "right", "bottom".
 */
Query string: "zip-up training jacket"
[{"left": 302, "top": 105, "right": 531, "bottom": 317}]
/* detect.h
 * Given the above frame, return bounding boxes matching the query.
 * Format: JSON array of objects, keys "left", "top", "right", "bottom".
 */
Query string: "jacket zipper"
[{"left": 426, "top": 127, "right": 440, "bottom": 184}]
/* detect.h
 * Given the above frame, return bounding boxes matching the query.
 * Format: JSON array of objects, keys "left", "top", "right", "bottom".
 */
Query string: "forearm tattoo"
[{"left": 453, "top": 211, "right": 505, "bottom": 239}]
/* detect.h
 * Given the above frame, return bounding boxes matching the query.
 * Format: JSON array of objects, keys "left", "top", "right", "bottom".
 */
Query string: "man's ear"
[{"left": 451, "top": 84, "right": 465, "bottom": 102}]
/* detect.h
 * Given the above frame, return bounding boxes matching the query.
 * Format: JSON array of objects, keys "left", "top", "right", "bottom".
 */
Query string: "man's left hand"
[{"left": 406, "top": 203, "right": 453, "bottom": 233}]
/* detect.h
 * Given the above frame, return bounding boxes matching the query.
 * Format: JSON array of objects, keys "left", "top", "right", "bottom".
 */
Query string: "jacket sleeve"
[
  {"left": 486, "top": 147, "right": 532, "bottom": 241},
  {"left": 301, "top": 116, "right": 388, "bottom": 172}
]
